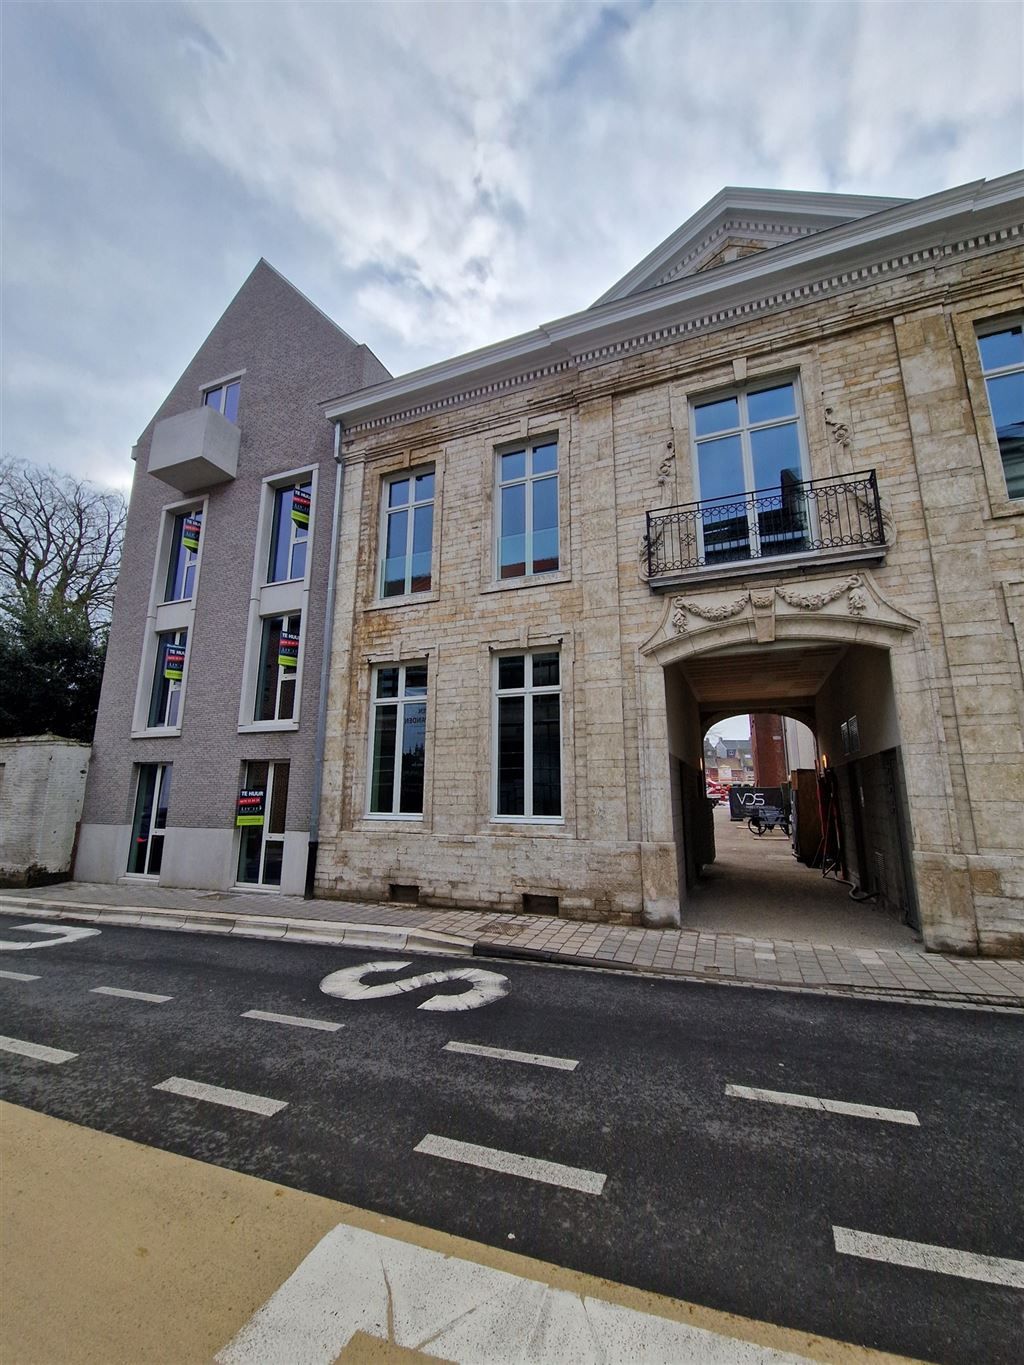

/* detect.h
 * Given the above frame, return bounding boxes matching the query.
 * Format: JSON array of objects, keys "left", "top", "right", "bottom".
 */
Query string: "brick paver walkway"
[{"left": 2, "top": 881, "right": 1022, "bottom": 1005}]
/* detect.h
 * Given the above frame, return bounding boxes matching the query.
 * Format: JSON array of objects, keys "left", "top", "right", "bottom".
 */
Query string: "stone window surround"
[
  {"left": 130, "top": 494, "right": 208, "bottom": 738},
  {"left": 364, "top": 659, "right": 429, "bottom": 821},
  {"left": 481, "top": 416, "right": 572, "bottom": 594},
  {"left": 952, "top": 301, "right": 1024, "bottom": 519},
  {"left": 376, "top": 464, "right": 437, "bottom": 602},
  {"left": 362, "top": 449, "right": 444, "bottom": 613},
  {"left": 351, "top": 645, "right": 438, "bottom": 829},
  {"left": 237, "top": 464, "right": 318, "bottom": 734},
  {"left": 480, "top": 630, "right": 576, "bottom": 836},
  {"left": 491, "top": 645, "right": 564, "bottom": 824},
  {"left": 686, "top": 369, "right": 810, "bottom": 502}
]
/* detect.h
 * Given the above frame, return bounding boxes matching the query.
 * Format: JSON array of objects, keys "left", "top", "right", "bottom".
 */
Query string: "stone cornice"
[{"left": 324, "top": 174, "right": 1024, "bottom": 435}]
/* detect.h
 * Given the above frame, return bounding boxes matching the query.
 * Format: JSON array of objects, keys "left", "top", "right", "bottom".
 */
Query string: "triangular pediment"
[{"left": 593, "top": 188, "right": 909, "bottom": 305}]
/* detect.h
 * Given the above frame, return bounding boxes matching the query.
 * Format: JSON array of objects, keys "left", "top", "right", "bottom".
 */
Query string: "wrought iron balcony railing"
[{"left": 646, "top": 470, "right": 885, "bottom": 579}]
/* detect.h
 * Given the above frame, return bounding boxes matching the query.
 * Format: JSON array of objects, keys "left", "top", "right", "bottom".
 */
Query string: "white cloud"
[{"left": 2, "top": 0, "right": 1021, "bottom": 488}]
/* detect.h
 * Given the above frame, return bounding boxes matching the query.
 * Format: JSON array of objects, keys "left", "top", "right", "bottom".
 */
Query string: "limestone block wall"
[
  {"left": 317, "top": 239, "right": 1024, "bottom": 952},
  {"left": 0, "top": 737, "right": 91, "bottom": 884}
]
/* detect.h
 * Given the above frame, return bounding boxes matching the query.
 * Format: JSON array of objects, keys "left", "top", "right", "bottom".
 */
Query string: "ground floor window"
[
  {"left": 236, "top": 760, "right": 289, "bottom": 886},
  {"left": 128, "top": 763, "right": 172, "bottom": 875},
  {"left": 494, "top": 650, "right": 561, "bottom": 819},
  {"left": 368, "top": 663, "right": 427, "bottom": 815}
]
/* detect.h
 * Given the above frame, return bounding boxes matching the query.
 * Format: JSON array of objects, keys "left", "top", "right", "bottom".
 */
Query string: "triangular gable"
[{"left": 592, "top": 187, "right": 909, "bottom": 305}]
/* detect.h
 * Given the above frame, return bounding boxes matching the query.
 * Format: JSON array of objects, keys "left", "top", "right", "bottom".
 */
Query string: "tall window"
[
  {"left": 164, "top": 510, "right": 202, "bottom": 602},
  {"left": 255, "top": 613, "right": 300, "bottom": 722},
  {"left": 204, "top": 378, "right": 240, "bottom": 423},
  {"left": 494, "top": 651, "right": 561, "bottom": 819},
  {"left": 236, "top": 760, "right": 289, "bottom": 886},
  {"left": 380, "top": 469, "right": 434, "bottom": 597},
  {"left": 268, "top": 481, "right": 312, "bottom": 583},
  {"left": 368, "top": 663, "right": 427, "bottom": 816},
  {"left": 977, "top": 322, "right": 1024, "bottom": 500},
  {"left": 128, "top": 764, "right": 172, "bottom": 876},
  {"left": 496, "top": 440, "right": 559, "bottom": 579},
  {"left": 692, "top": 381, "right": 808, "bottom": 563},
  {"left": 149, "top": 629, "right": 187, "bottom": 728}
]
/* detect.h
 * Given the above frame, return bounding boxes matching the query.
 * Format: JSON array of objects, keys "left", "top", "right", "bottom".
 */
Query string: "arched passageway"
[{"left": 661, "top": 640, "right": 921, "bottom": 947}]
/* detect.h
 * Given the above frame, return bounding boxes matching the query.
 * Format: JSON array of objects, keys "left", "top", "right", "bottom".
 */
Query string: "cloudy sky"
[{"left": 3, "top": 0, "right": 1022, "bottom": 491}]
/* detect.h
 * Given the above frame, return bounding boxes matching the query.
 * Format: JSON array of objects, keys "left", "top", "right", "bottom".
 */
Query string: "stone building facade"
[
  {"left": 316, "top": 176, "right": 1024, "bottom": 957},
  {"left": 76, "top": 262, "right": 388, "bottom": 893}
]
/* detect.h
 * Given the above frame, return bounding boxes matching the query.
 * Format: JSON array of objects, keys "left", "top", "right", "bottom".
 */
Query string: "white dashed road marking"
[
  {"left": 0, "top": 1035, "right": 76, "bottom": 1064},
  {"left": 91, "top": 986, "right": 172, "bottom": 1003},
  {"left": 443, "top": 1040, "right": 579, "bottom": 1071},
  {"left": 0, "top": 970, "right": 40, "bottom": 981},
  {"left": 242, "top": 1009, "right": 342, "bottom": 1032},
  {"left": 726, "top": 1084, "right": 920, "bottom": 1126},
  {"left": 153, "top": 1077, "right": 288, "bottom": 1117},
  {"left": 414, "top": 1133, "right": 606, "bottom": 1195},
  {"left": 833, "top": 1226, "right": 1024, "bottom": 1289}
]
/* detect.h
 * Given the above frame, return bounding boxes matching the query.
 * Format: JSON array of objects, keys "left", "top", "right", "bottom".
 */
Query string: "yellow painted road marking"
[{"left": 1, "top": 1102, "right": 920, "bottom": 1365}]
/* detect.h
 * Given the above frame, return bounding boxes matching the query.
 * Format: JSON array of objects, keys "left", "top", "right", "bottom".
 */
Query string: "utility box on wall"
[{"left": 0, "top": 736, "right": 91, "bottom": 886}]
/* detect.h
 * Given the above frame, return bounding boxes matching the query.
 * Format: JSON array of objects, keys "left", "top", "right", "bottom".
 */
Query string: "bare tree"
[{"left": 0, "top": 457, "right": 127, "bottom": 633}]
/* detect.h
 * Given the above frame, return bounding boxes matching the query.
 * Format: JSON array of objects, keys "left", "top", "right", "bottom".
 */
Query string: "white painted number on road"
[
  {"left": 0, "top": 922, "right": 101, "bottom": 952},
  {"left": 320, "top": 960, "right": 509, "bottom": 1012}
]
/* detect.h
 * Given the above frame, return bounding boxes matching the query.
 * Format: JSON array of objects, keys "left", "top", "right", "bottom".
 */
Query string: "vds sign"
[{"left": 728, "top": 786, "right": 784, "bottom": 820}]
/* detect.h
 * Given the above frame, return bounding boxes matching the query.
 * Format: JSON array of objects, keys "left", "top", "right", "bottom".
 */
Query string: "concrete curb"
[
  {"left": 0, "top": 898, "right": 474, "bottom": 958},
  {"left": 3, "top": 896, "right": 1021, "bottom": 1010},
  {"left": 472, "top": 941, "right": 1024, "bottom": 1010}
]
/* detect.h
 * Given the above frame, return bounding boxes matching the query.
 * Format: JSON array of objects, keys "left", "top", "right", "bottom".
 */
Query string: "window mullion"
[
  {"left": 392, "top": 698, "right": 403, "bottom": 814},
  {"left": 524, "top": 669, "right": 534, "bottom": 819},
  {"left": 405, "top": 499, "right": 415, "bottom": 593}
]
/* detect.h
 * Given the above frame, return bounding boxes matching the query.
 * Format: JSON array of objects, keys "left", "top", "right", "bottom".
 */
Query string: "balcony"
[
  {"left": 645, "top": 470, "right": 886, "bottom": 588},
  {"left": 148, "top": 404, "right": 240, "bottom": 494}
]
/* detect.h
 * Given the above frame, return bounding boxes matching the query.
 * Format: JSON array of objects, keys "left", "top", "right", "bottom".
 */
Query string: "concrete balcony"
[
  {"left": 148, "top": 405, "right": 240, "bottom": 493},
  {"left": 645, "top": 470, "right": 887, "bottom": 589}
]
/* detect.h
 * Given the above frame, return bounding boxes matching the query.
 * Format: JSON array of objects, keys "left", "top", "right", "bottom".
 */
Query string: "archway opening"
[{"left": 664, "top": 640, "right": 921, "bottom": 948}]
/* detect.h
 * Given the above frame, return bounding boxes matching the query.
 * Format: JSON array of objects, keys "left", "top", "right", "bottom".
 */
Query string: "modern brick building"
[
  {"left": 75, "top": 261, "right": 388, "bottom": 893},
  {"left": 315, "top": 174, "right": 1024, "bottom": 956}
]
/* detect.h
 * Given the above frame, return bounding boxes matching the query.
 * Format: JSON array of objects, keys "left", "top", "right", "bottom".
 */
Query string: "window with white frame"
[
  {"left": 149, "top": 629, "right": 187, "bottom": 728},
  {"left": 268, "top": 481, "right": 313, "bottom": 583},
  {"left": 494, "top": 651, "right": 561, "bottom": 819},
  {"left": 496, "top": 440, "right": 559, "bottom": 580},
  {"left": 691, "top": 381, "right": 809, "bottom": 564},
  {"left": 254, "top": 613, "right": 300, "bottom": 722},
  {"left": 127, "top": 763, "right": 172, "bottom": 876},
  {"left": 163, "top": 509, "right": 203, "bottom": 602},
  {"left": 204, "top": 378, "right": 240, "bottom": 423},
  {"left": 236, "top": 760, "right": 289, "bottom": 886},
  {"left": 379, "top": 468, "right": 434, "bottom": 597},
  {"left": 368, "top": 663, "right": 427, "bottom": 816},
  {"left": 977, "top": 322, "right": 1024, "bottom": 500}
]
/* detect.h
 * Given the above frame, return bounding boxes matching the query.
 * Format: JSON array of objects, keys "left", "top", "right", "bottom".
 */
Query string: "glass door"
[
  {"left": 236, "top": 760, "right": 289, "bottom": 886},
  {"left": 128, "top": 763, "right": 172, "bottom": 876}
]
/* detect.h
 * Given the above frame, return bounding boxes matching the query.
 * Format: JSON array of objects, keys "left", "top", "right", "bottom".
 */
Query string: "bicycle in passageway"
[{"left": 747, "top": 806, "right": 791, "bottom": 838}]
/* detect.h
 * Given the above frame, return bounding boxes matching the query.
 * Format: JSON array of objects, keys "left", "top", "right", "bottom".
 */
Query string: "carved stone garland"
[{"left": 672, "top": 575, "right": 867, "bottom": 633}]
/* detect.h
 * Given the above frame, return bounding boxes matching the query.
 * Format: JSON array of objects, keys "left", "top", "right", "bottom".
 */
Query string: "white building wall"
[{"left": 0, "top": 736, "right": 91, "bottom": 883}]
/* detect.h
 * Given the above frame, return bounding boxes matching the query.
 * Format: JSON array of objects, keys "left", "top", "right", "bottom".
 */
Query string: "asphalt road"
[{"left": 1, "top": 920, "right": 1022, "bottom": 1364}]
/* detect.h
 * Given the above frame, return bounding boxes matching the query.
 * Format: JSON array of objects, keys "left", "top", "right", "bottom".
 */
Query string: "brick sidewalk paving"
[{"left": 2, "top": 881, "right": 1023, "bottom": 1005}]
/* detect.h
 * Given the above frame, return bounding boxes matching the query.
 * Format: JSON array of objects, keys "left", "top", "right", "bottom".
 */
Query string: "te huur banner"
[
  {"left": 278, "top": 631, "right": 300, "bottom": 669},
  {"left": 728, "top": 786, "right": 785, "bottom": 821},
  {"left": 291, "top": 487, "right": 311, "bottom": 528},
  {"left": 236, "top": 788, "right": 266, "bottom": 827},
  {"left": 163, "top": 643, "right": 186, "bottom": 681},
  {"left": 182, "top": 516, "right": 202, "bottom": 553}
]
